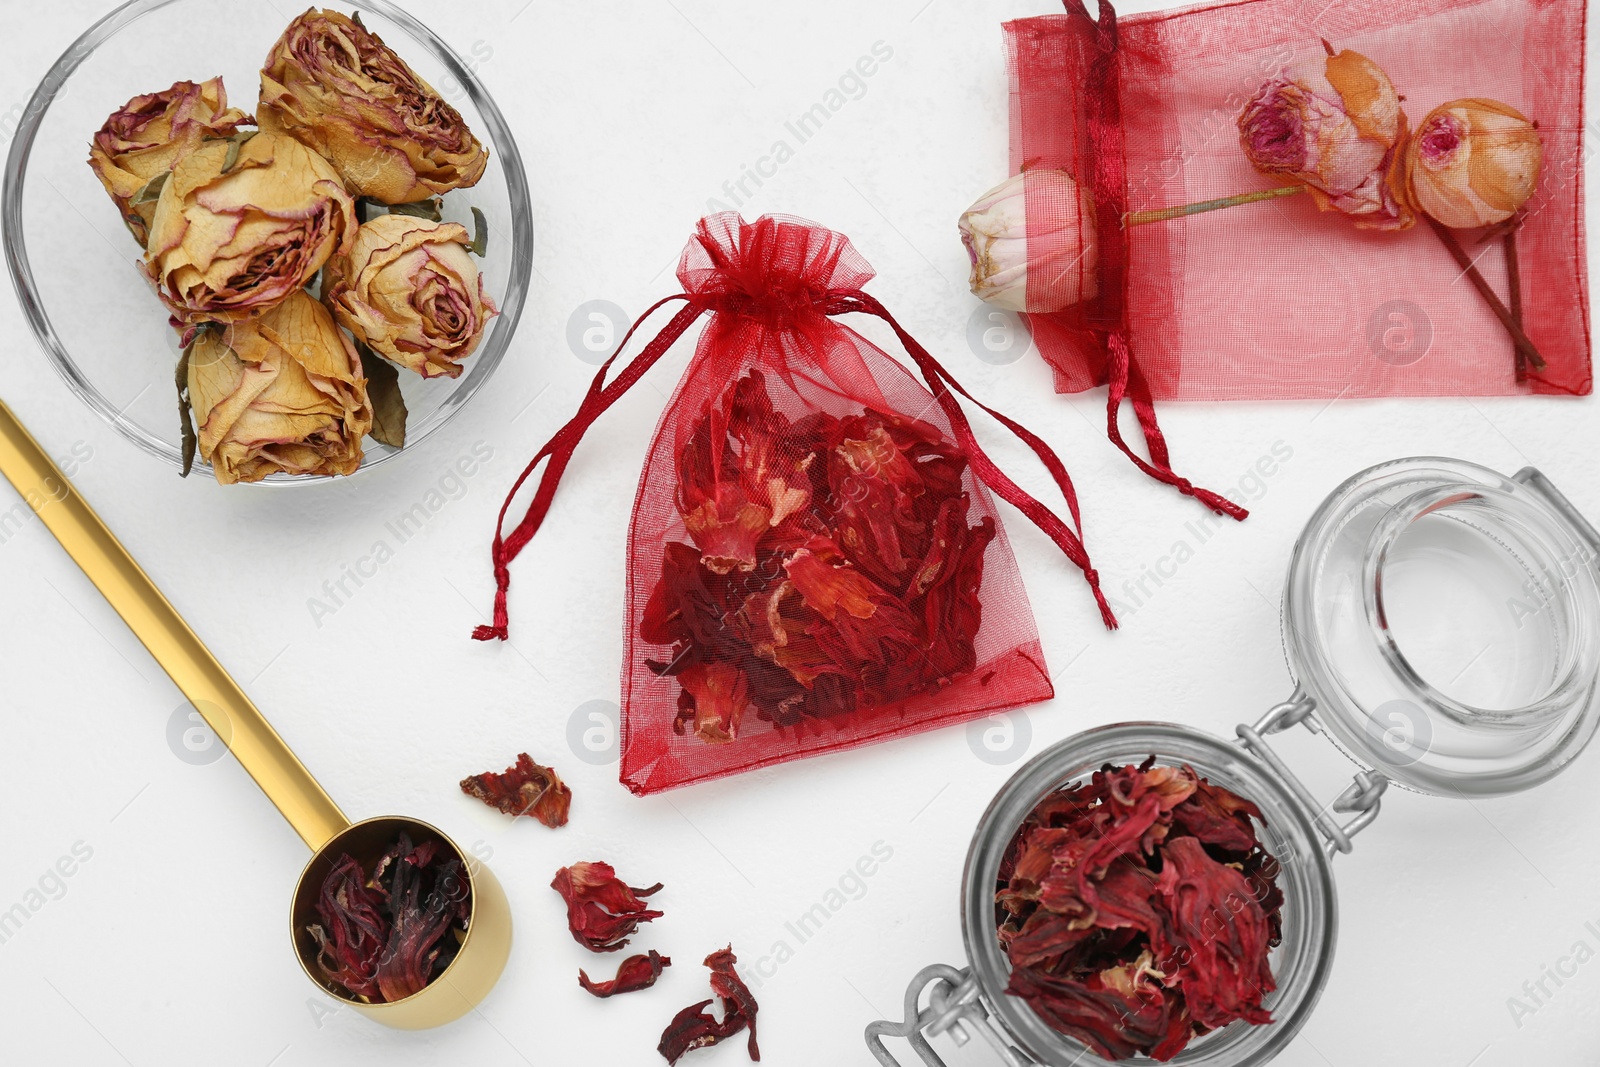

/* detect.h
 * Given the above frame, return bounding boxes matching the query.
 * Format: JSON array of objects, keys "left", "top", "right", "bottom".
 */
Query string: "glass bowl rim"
[{"left": 1, "top": 0, "right": 533, "bottom": 487}]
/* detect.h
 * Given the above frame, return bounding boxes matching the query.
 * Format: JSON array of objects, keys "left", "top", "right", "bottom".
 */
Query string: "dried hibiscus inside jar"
[
  {"left": 997, "top": 761, "right": 1284, "bottom": 1061},
  {"left": 643, "top": 369, "right": 997, "bottom": 745},
  {"left": 306, "top": 832, "right": 472, "bottom": 1003}
]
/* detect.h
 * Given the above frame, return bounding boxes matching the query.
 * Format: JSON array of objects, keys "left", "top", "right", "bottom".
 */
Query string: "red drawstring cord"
[
  {"left": 1067, "top": 0, "right": 1247, "bottom": 523},
  {"left": 475, "top": 288, "right": 1122, "bottom": 641},
  {"left": 472, "top": 295, "right": 708, "bottom": 641},
  {"left": 826, "top": 290, "right": 1116, "bottom": 629}
]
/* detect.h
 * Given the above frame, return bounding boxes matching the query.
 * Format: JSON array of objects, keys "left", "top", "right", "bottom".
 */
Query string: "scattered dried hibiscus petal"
[
  {"left": 306, "top": 832, "right": 471, "bottom": 1004},
  {"left": 644, "top": 369, "right": 997, "bottom": 744},
  {"left": 552, "top": 861, "right": 663, "bottom": 952},
  {"left": 658, "top": 946, "right": 760, "bottom": 1064},
  {"left": 460, "top": 753, "right": 572, "bottom": 828},
  {"left": 579, "top": 949, "right": 671, "bottom": 998},
  {"left": 997, "top": 761, "right": 1283, "bottom": 1062}
]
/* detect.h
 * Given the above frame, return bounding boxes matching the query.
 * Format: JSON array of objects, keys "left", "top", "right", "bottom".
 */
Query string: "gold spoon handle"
[{"left": 0, "top": 399, "right": 348, "bottom": 851}]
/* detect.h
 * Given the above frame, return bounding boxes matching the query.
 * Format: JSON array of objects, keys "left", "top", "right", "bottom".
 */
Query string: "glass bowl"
[{"left": 2, "top": 0, "right": 532, "bottom": 483}]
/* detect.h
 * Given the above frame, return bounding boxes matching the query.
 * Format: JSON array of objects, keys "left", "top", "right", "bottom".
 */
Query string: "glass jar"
[{"left": 867, "top": 458, "right": 1600, "bottom": 1067}]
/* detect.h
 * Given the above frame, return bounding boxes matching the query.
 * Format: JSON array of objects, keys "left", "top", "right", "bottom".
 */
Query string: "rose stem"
[
  {"left": 1427, "top": 216, "right": 1547, "bottom": 371},
  {"left": 1124, "top": 184, "right": 1306, "bottom": 227},
  {"left": 1504, "top": 219, "right": 1527, "bottom": 382}
]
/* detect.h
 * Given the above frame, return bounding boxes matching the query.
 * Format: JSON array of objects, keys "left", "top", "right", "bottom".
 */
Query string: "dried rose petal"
[
  {"left": 998, "top": 763, "right": 1282, "bottom": 1061},
  {"left": 460, "top": 753, "right": 573, "bottom": 828},
  {"left": 658, "top": 947, "right": 760, "bottom": 1064},
  {"left": 579, "top": 950, "right": 671, "bottom": 998},
  {"left": 309, "top": 854, "right": 388, "bottom": 999},
  {"left": 552, "top": 861, "right": 664, "bottom": 952}
]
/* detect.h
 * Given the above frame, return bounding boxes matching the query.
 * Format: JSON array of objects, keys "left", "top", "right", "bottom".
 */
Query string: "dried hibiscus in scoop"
[
  {"left": 460, "top": 753, "right": 572, "bottom": 828},
  {"left": 552, "top": 861, "right": 663, "bottom": 952},
  {"left": 658, "top": 946, "right": 760, "bottom": 1064},
  {"left": 643, "top": 369, "right": 997, "bottom": 744},
  {"left": 997, "top": 761, "right": 1284, "bottom": 1062},
  {"left": 307, "top": 832, "right": 472, "bottom": 1003},
  {"left": 580, "top": 949, "right": 671, "bottom": 998}
]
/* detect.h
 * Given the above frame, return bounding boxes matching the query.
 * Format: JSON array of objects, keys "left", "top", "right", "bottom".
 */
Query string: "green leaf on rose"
[
  {"left": 218, "top": 130, "right": 259, "bottom": 176},
  {"left": 469, "top": 207, "right": 488, "bottom": 256},
  {"left": 175, "top": 343, "right": 197, "bottom": 478},
  {"left": 130, "top": 171, "right": 169, "bottom": 207},
  {"left": 357, "top": 341, "right": 408, "bottom": 450},
  {"left": 388, "top": 197, "right": 443, "bottom": 222}
]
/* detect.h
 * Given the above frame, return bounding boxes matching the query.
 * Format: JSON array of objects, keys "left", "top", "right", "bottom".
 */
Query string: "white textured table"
[{"left": 1, "top": 1, "right": 1596, "bottom": 1065}]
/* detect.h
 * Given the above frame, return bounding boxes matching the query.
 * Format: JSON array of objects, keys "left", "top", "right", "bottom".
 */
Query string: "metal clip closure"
[
  {"left": 1236, "top": 693, "right": 1389, "bottom": 858},
  {"left": 866, "top": 964, "right": 1033, "bottom": 1067}
]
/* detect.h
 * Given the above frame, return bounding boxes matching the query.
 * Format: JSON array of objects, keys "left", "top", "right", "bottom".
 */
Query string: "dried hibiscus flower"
[
  {"left": 306, "top": 832, "right": 471, "bottom": 1003},
  {"left": 460, "top": 753, "right": 572, "bottom": 828},
  {"left": 643, "top": 369, "right": 996, "bottom": 744},
  {"left": 997, "top": 761, "right": 1283, "bottom": 1061},
  {"left": 552, "top": 861, "right": 664, "bottom": 952},
  {"left": 580, "top": 949, "right": 671, "bottom": 998},
  {"left": 658, "top": 947, "right": 760, "bottom": 1064}
]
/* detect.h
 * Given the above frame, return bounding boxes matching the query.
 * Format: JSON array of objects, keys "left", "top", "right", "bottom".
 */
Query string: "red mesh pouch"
[
  {"left": 1003, "top": 0, "right": 1590, "bottom": 486},
  {"left": 474, "top": 214, "right": 1118, "bottom": 794}
]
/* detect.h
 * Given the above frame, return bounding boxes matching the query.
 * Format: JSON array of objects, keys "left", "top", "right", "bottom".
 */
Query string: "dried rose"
[
  {"left": 1405, "top": 98, "right": 1543, "bottom": 229},
  {"left": 460, "top": 753, "right": 572, "bottom": 828},
  {"left": 87, "top": 77, "right": 252, "bottom": 246},
  {"left": 187, "top": 291, "right": 372, "bottom": 484},
  {"left": 998, "top": 761, "right": 1282, "bottom": 1061},
  {"left": 958, "top": 169, "right": 1098, "bottom": 312},
  {"left": 551, "top": 861, "right": 663, "bottom": 953},
  {"left": 579, "top": 950, "right": 671, "bottom": 998},
  {"left": 324, "top": 214, "right": 497, "bottom": 380},
  {"left": 645, "top": 370, "right": 996, "bottom": 743},
  {"left": 144, "top": 132, "right": 355, "bottom": 327},
  {"left": 1238, "top": 48, "right": 1412, "bottom": 229},
  {"left": 658, "top": 948, "right": 760, "bottom": 1064},
  {"left": 259, "top": 8, "right": 489, "bottom": 203}
]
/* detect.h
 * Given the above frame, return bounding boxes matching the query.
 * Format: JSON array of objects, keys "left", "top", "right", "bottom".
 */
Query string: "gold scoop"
[{"left": 0, "top": 399, "right": 511, "bottom": 1029}]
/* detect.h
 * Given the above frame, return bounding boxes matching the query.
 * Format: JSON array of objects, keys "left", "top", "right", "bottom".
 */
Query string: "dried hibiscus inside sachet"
[
  {"left": 306, "top": 832, "right": 472, "bottom": 1003},
  {"left": 475, "top": 213, "right": 1121, "bottom": 795},
  {"left": 997, "top": 761, "right": 1284, "bottom": 1061}
]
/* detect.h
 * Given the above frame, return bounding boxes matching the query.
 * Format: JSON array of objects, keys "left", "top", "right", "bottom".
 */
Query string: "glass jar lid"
[{"left": 1284, "top": 458, "right": 1600, "bottom": 795}]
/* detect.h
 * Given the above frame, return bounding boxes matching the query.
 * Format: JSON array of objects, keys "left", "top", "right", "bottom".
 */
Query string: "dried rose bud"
[
  {"left": 1405, "top": 98, "right": 1543, "bottom": 229},
  {"left": 87, "top": 77, "right": 252, "bottom": 247},
  {"left": 459, "top": 753, "right": 571, "bottom": 828},
  {"left": 324, "top": 215, "right": 497, "bottom": 380},
  {"left": 958, "top": 169, "right": 1098, "bottom": 313},
  {"left": 1238, "top": 48, "right": 1412, "bottom": 230},
  {"left": 259, "top": 9, "right": 489, "bottom": 204},
  {"left": 551, "top": 861, "right": 663, "bottom": 953},
  {"left": 579, "top": 950, "right": 671, "bottom": 998},
  {"left": 144, "top": 132, "right": 355, "bottom": 327},
  {"left": 187, "top": 291, "right": 372, "bottom": 484}
]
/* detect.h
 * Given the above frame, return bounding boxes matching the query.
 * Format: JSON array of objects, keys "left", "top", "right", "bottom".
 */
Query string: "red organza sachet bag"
[
  {"left": 991, "top": 0, "right": 1588, "bottom": 496},
  {"left": 475, "top": 214, "right": 1117, "bottom": 794}
]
